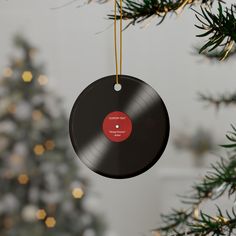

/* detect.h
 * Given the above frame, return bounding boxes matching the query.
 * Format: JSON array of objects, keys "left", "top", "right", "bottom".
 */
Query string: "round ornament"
[{"left": 69, "top": 75, "right": 169, "bottom": 178}]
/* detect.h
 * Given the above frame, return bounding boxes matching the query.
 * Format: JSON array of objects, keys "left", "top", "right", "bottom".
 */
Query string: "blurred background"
[{"left": 0, "top": 1, "right": 236, "bottom": 236}]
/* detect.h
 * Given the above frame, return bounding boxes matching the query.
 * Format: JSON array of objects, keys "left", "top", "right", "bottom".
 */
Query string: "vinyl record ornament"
[{"left": 69, "top": 75, "right": 169, "bottom": 178}]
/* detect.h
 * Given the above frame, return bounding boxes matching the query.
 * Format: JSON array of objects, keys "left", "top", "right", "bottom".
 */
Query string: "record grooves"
[{"left": 69, "top": 75, "right": 169, "bottom": 178}]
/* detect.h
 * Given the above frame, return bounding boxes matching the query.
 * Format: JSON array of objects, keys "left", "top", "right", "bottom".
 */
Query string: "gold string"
[{"left": 114, "top": 0, "right": 123, "bottom": 84}]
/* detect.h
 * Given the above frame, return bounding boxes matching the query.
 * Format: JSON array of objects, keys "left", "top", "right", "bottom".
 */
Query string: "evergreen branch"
[
  {"left": 187, "top": 156, "right": 236, "bottom": 204},
  {"left": 156, "top": 208, "right": 193, "bottom": 233},
  {"left": 195, "top": 3, "right": 236, "bottom": 60},
  {"left": 108, "top": 0, "right": 216, "bottom": 26},
  {"left": 155, "top": 205, "right": 236, "bottom": 235},
  {"left": 193, "top": 208, "right": 234, "bottom": 236},
  {"left": 154, "top": 126, "right": 236, "bottom": 236},
  {"left": 199, "top": 92, "right": 236, "bottom": 107},
  {"left": 193, "top": 46, "right": 236, "bottom": 61},
  {"left": 186, "top": 207, "right": 236, "bottom": 236}
]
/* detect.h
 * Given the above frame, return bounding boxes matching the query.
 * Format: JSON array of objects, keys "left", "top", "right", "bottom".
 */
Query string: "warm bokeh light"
[
  {"left": 33, "top": 144, "right": 45, "bottom": 156},
  {"left": 36, "top": 209, "right": 47, "bottom": 220},
  {"left": 7, "top": 104, "right": 16, "bottom": 114},
  {"left": 32, "top": 110, "right": 43, "bottom": 121},
  {"left": 3, "top": 67, "right": 13, "bottom": 77},
  {"left": 22, "top": 71, "right": 33, "bottom": 82},
  {"left": 10, "top": 154, "right": 22, "bottom": 165},
  {"left": 72, "top": 187, "right": 84, "bottom": 199},
  {"left": 38, "top": 75, "right": 48, "bottom": 86},
  {"left": 45, "top": 217, "right": 56, "bottom": 228},
  {"left": 3, "top": 217, "right": 13, "bottom": 229},
  {"left": 152, "top": 231, "right": 161, "bottom": 236},
  {"left": 18, "top": 174, "right": 29, "bottom": 185},
  {"left": 45, "top": 140, "right": 55, "bottom": 150}
]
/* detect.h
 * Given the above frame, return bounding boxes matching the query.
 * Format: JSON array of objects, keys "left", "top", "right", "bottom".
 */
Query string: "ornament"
[
  {"left": 70, "top": 75, "right": 169, "bottom": 178},
  {"left": 69, "top": 0, "right": 169, "bottom": 178}
]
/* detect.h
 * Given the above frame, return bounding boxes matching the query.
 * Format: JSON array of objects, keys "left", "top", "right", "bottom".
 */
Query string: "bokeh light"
[
  {"left": 22, "top": 71, "right": 33, "bottom": 82},
  {"left": 32, "top": 110, "right": 43, "bottom": 121},
  {"left": 18, "top": 174, "right": 29, "bottom": 185},
  {"left": 3, "top": 67, "right": 13, "bottom": 77},
  {"left": 33, "top": 144, "right": 45, "bottom": 156},
  {"left": 72, "top": 187, "right": 84, "bottom": 199},
  {"left": 38, "top": 75, "right": 48, "bottom": 86},
  {"left": 45, "top": 140, "right": 55, "bottom": 150},
  {"left": 36, "top": 209, "right": 47, "bottom": 220},
  {"left": 45, "top": 217, "right": 56, "bottom": 228}
]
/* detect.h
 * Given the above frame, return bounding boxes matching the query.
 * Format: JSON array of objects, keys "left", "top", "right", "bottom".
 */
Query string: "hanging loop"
[{"left": 114, "top": 0, "right": 123, "bottom": 84}]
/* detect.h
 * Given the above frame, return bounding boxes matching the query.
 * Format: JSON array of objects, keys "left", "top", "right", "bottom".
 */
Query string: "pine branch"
[
  {"left": 186, "top": 157, "right": 236, "bottom": 204},
  {"left": 195, "top": 3, "right": 236, "bottom": 60},
  {"left": 187, "top": 208, "right": 236, "bottom": 236},
  {"left": 108, "top": 0, "right": 216, "bottom": 27},
  {"left": 157, "top": 207, "right": 236, "bottom": 236},
  {"left": 154, "top": 126, "right": 236, "bottom": 236},
  {"left": 156, "top": 208, "right": 193, "bottom": 234},
  {"left": 193, "top": 46, "right": 236, "bottom": 61},
  {"left": 108, "top": 0, "right": 236, "bottom": 60}
]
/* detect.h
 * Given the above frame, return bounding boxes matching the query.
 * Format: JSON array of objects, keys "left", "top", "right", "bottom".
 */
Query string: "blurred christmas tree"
[{"left": 0, "top": 36, "right": 104, "bottom": 236}]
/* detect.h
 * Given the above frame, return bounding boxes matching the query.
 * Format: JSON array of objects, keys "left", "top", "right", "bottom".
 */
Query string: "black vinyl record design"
[{"left": 69, "top": 75, "right": 169, "bottom": 178}]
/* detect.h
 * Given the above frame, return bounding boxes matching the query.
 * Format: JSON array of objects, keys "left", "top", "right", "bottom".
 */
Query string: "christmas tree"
[
  {"left": 108, "top": 0, "right": 236, "bottom": 235},
  {"left": 0, "top": 36, "right": 104, "bottom": 236}
]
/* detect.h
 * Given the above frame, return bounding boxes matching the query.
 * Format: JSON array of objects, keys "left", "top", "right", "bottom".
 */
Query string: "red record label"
[{"left": 102, "top": 111, "right": 132, "bottom": 142}]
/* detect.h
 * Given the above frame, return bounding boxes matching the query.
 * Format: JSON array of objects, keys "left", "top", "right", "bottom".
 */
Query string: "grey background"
[{"left": 0, "top": 1, "right": 235, "bottom": 235}]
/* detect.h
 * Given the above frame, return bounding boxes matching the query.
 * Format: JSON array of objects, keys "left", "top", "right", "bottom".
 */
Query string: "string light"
[
  {"left": 221, "top": 217, "right": 229, "bottom": 223},
  {"left": 72, "top": 187, "right": 84, "bottom": 199},
  {"left": 36, "top": 209, "right": 47, "bottom": 220},
  {"left": 32, "top": 110, "right": 43, "bottom": 121},
  {"left": 18, "top": 174, "right": 29, "bottom": 185},
  {"left": 38, "top": 75, "right": 48, "bottom": 86},
  {"left": 45, "top": 140, "right": 55, "bottom": 150},
  {"left": 214, "top": 216, "right": 229, "bottom": 223},
  {"left": 22, "top": 71, "right": 33, "bottom": 82},
  {"left": 45, "top": 217, "right": 56, "bottom": 228},
  {"left": 34, "top": 144, "right": 45, "bottom": 156},
  {"left": 3, "top": 67, "right": 13, "bottom": 77},
  {"left": 193, "top": 207, "right": 199, "bottom": 219}
]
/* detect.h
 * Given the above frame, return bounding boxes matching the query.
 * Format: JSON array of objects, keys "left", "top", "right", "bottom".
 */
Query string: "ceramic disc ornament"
[{"left": 69, "top": 75, "right": 169, "bottom": 178}]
